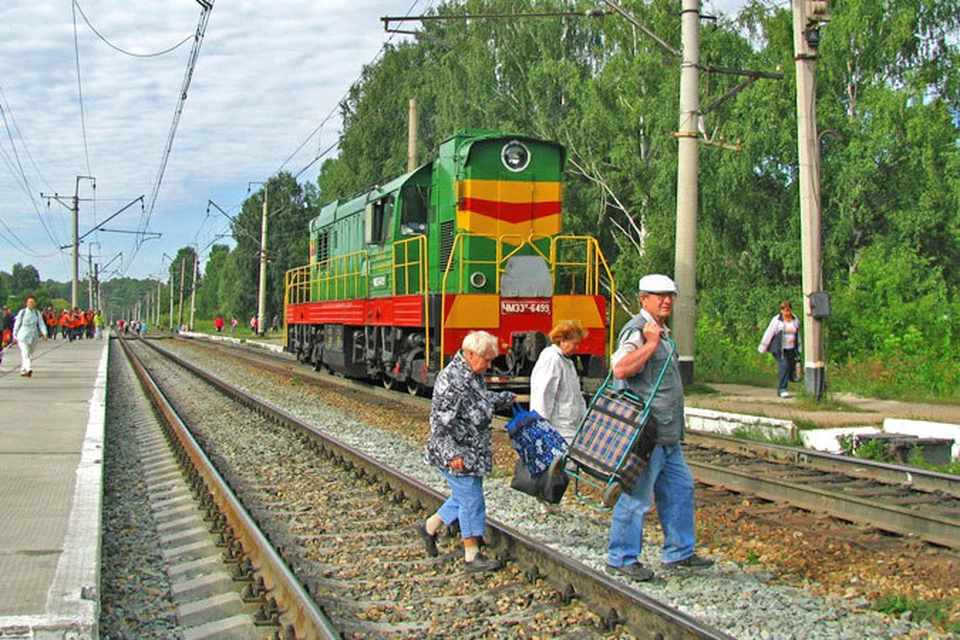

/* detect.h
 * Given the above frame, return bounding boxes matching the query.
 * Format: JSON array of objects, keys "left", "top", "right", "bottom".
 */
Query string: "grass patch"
[
  {"left": 685, "top": 382, "right": 720, "bottom": 396},
  {"left": 729, "top": 425, "right": 801, "bottom": 447},
  {"left": 873, "top": 595, "right": 958, "bottom": 633}
]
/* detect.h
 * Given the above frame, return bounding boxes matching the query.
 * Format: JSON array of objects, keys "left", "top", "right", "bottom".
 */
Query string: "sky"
[{"left": 0, "top": 0, "right": 750, "bottom": 286}]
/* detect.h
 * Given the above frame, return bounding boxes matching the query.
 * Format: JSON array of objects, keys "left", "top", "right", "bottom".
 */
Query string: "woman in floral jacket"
[{"left": 418, "top": 331, "right": 514, "bottom": 572}]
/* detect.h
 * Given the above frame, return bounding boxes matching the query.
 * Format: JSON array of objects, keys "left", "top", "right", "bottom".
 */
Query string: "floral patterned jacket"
[{"left": 423, "top": 352, "right": 514, "bottom": 477}]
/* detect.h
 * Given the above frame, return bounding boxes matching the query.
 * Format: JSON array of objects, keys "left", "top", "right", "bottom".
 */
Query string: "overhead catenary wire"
[
  {"left": 123, "top": 0, "right": 216, "bottom": 276},
  {"left": 73, "top": 0, "right": 195, "bottom": 58},
  {"left": 71, "top": 0, "right": 93, "bottom": 177}
]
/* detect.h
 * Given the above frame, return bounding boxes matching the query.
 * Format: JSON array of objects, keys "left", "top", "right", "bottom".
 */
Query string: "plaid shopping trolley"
[{"left": 552, "top": 337, "right": 675, "bottom": 510}]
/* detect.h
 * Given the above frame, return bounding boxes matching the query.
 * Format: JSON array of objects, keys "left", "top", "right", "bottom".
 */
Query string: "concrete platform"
[{"left": 0, "top": 337, "right": 108, "bottom": 639}]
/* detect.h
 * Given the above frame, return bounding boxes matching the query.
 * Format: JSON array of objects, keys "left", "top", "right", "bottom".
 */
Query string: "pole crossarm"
[
  {"left": 76, "top": 196, "right": 144, "bottom": 243},
  {"left": 382, "top": 8, "right": 612, "bottom": 34}
]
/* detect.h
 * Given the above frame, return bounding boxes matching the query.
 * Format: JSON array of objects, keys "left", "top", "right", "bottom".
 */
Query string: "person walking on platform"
[
  {"left": 0, "top": 306, "right": 13, "bottom": 370},
  {"left": 419, "top": 331, "right": 515, "bottom": 572},
  {"left": 12, "top": 294, "right": 47, "bottom": 377},
  {"left": 44, "top": 307, "right": 58, "bottom": 340},
  {"left": 605, "top": 274, "right": 714, "bottom": 582},
  {"left": 93, "top": 310, "right": 104, "bottom": 340},
  {"left": 758, "top": 300, "right": 801, "bottom": 398},
  {"left": 59, "top": 309, "right": 70, "bottom": 340}
]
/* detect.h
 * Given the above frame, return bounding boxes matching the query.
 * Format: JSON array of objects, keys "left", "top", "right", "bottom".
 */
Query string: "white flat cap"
[{"left": 638, "top": 274, "right": 677, "bottom": 293}]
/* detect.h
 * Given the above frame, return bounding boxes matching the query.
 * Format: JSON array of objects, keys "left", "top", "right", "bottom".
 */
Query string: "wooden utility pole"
[{"left": 407, "top": 98, "right": 419, "bottom": 171}]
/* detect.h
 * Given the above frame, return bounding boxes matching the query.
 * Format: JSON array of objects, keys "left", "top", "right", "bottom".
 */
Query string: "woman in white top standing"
[
  {"left": 12, "top": 294, "right": 47, "bottom": 377},
  {"left": 758, "top": 300, "right": 801, "bottom": 398},
  {"left": 529, "top": 320, "right": 588, "bottom": 443}
]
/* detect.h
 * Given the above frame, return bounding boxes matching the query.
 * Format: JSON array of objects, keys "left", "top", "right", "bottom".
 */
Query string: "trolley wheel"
[
  {"left": 548, "top": 455, "right": 565, "bottom": 478},
  {"left": 602, "top": 483, "right": 623, "bottom": 508}
]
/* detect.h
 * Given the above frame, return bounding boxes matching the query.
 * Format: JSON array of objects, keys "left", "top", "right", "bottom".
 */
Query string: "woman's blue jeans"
[
  {"left": 437, "top": 470, "right": 487, "bottom": 539},
  {"left": 607, "top": 443, "right": 696, "bottom": 566},
  {"left": 778, "top": 348, "right": 797, "bottom": 393}
]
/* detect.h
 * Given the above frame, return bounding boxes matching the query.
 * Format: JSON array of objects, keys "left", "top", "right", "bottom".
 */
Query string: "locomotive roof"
[
  {"left": 310, "top": 162, "right": 433, "bottom": 231},
  {"left": 443, "top": 129, "right": 566, "bottom": 165}
]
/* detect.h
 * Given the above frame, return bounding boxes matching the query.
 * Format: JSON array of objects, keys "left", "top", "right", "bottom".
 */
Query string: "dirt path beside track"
[{"left": 686, "top": 383, "right": 960, "bottom": 428}]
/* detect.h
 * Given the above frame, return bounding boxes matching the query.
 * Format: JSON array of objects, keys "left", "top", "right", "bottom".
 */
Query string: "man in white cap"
[{"left": 605, "top": 274, "right": 714, "bottom": 582}]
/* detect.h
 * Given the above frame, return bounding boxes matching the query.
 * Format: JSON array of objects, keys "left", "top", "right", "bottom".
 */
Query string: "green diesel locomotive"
[{"left": 285, "top": 129, "right": 616, "bottom": 393}]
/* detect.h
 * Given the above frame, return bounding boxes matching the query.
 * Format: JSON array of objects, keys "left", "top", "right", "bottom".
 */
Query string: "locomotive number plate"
[{"left": 501, "top": 299, "right": 551, "bottom": 314}]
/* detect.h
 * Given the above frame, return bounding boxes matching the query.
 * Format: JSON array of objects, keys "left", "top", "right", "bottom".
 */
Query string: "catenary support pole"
[
  {"left": 673, "top": 0, "right": 700, "bottom": 385},
  {"left": 257, "top": 185, "right": 268, "bottom": 336},
  {"left": 793, "top": 0, "right": 827, "bottom": 400}
]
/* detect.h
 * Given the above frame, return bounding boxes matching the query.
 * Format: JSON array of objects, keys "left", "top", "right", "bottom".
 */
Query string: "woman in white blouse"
[
  {"left": 529, "top": 320, "right": 588, "bottom": 442},
  {"left": 758, "top": 301, "right": 801, "bottom": 398}
]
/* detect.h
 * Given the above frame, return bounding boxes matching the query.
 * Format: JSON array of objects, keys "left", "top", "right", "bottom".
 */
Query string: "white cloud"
[{"left": 0, "top": 0, "right": 753, "bottom": 286}]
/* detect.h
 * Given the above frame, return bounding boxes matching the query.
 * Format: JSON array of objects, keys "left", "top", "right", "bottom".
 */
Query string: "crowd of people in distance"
[{"left": 0, "top": 297, "right": 107, "bottom": 377}]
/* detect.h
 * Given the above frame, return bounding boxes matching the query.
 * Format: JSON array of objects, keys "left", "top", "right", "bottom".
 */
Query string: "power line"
[
  {"left": 125, "top": 0, "right": 216, "bottom": 275},
  {"left": 73, "top": 0, "right": 195, "bottom": 58},
  {"left": 275, "top": 0, "right": 428, "bottom": 179},
  {"left": 71, "top": 0, "right": 93, "bottom": 176}
]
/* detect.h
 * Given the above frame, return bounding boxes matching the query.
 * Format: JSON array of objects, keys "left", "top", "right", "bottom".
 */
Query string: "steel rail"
[
  {"left": 118, "top": 337, "right": 340, "bottom": 639},
  {"left": 687, "top": 431, "right": 959, "bottom": 497},
  {"left": 684, "top": 453, "right": 959, "bottom": 549},
  {"left": 171, "top": 335, "right": 959, "bottom": 550},
  {"left": 135, "top": 335, "right": 733, "bottom": 639}
]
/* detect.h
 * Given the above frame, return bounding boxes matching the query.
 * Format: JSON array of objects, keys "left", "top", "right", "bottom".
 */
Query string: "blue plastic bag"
[{"left": 505, "top": 404, "right": 568, "bottom": 476}]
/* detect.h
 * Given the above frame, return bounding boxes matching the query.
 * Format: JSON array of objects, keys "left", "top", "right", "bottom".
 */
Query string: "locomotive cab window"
[
  {"left": 399, "top": 185, "right": 429, "bottom": 236},
  {"left": 365, "top": 195, "right": 394, "bottom": 245}
]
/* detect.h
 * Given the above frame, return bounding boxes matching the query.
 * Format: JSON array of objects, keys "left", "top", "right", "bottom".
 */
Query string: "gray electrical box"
[{"left": 810, "top": 291, "right": 831, "bottom": 319}]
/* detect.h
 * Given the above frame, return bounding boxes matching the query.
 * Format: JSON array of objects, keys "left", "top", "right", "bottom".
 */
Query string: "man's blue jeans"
[
  {"left": 607, "top": 443, "right": 696, "bottom": 566},
  {"left": 438, "top": 470, "right": 487, "bottom": 539}
]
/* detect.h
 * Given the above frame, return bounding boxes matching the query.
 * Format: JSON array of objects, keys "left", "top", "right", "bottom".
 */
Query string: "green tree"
[
  {"left": 230, "top": 172, "right": 314, "bottom": 323},
  {"left": 196, "top": 244, "right": 230, "bottom": 318}
]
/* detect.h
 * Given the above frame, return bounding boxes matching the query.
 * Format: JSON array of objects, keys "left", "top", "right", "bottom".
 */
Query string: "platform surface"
[{"left": 0, "top": 336, "right": 107, "bottom": 638}]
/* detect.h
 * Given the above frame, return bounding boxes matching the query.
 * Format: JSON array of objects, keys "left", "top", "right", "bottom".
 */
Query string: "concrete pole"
[
  {"left": 168, "top": 275, "right": 174, "bottom": 331},
  {"left": 407, "top": 98, "right": 419, "bottom": 171},
  {"left": 94, "top": 264, "right": 100, "bottom": 310},
  {"left": 257, "top": 186, "right": 269, "bottom": 337},
  {"left": 178, "top": 258, "right": 186, "bottom": 329},
  {"left": 673, "top": 0, "right": 700, "bottom": 385},
  {"left": 793, "top": 0, "right": 826, "bottom": 399},
  {"left": 87, "top": 246, "right": 93, "bottom": 309},
  {"left": 190, "top": 252, "right": 198, "bottom": 330},
  {"left": 156, "top": 280, "right": 161, "bottom": 326},
  {"left": 71, "top": 193, "right": 79, "bottom": 309}
]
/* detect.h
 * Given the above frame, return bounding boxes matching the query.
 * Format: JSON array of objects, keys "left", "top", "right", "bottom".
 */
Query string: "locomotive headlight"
[
  {"left": 501, "top": 141, "right": 530, "bottom": 172},
  {"left": 470, "top": 271, "right": 488, "bottom": 289}
]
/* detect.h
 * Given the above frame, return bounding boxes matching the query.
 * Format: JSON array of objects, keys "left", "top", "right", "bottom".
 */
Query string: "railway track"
[
  {"left": 121, "top": 335, "right": 731, "bottom": 638},
  {"left": 170, "top": 333, "right": 960, "bottom": 551},
  {"left": 684, "top": 433, "right": 960, "bottom": 549}
]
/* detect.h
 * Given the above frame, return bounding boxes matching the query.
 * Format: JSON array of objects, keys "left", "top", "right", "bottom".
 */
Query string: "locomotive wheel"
[
  {"left": 406, "top": 380, "right": 422, "bottom": 396},
  {"left": 382, "top": 376, "right": 396, "bottom": 391}
]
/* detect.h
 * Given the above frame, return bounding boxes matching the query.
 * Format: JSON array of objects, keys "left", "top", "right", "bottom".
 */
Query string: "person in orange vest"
[
  {"left": 44, "top": 307, "right": 58, "bottom": 340},
  {"left": 69, "top": 308, "right": 81, "bottom": 342},
  {"left": 84, "top": 309, "right": 94, "bottom": 339},
  {"left": 59, "top": 309, "right": 70, "bottom": 340}
]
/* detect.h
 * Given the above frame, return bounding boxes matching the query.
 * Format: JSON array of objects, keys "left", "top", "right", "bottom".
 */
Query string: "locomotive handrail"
[
  {"left": 439, "top": 232, "right": 616, "bottom": 365},
  {"left": 392, "top": 235, "right": 428, "bottom": 296},
  {"left": 551, "top": 235, "right": 617, "bottom": 362},
  {"left": 392, "top": 234, "right": 430, "bottom": 370}
]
